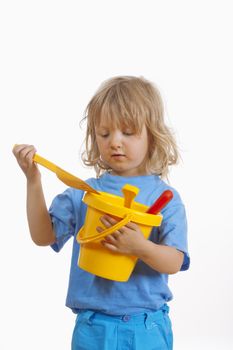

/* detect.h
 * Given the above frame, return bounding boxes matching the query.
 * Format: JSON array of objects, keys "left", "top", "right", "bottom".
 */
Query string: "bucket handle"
[{"left": 76, "top": 213, "right": 134, "bottom": 244}]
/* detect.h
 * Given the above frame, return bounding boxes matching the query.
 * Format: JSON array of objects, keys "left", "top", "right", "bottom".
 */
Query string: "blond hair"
[{"left": 81, "top": 76, "right": 179, "bottom": 178}]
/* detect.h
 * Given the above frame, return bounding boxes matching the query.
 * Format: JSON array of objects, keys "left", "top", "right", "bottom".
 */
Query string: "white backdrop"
[{"left": 1, "top": 1, "right": 233, "bottom": 349}]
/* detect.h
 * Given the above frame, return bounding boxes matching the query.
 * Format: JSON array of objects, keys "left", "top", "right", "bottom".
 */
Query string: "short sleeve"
[
  {"left": 158, "top": 195, "right": 190, "bottom": 271},
  {"left": 49, "top": 189, "right": 77, "bottom": 252}
]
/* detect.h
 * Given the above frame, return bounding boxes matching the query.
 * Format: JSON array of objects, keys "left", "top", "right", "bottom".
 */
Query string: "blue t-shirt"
[{"left": 49, "top": 173, "right": 190, "bottom": 315}]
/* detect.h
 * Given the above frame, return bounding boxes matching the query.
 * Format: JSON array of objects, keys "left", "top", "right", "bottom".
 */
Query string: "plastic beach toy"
[
  {"left": 25, "top": 151, "right": 166, "bottom": 282},
  {"left": 33, "top": 153, "right": 99, "bottom": 194},
  {"left": 146, "top": 190, "right": 173, "bottom": 214},
  {"left": 76, "top": 185, "right": 163, "bottom": 282}
]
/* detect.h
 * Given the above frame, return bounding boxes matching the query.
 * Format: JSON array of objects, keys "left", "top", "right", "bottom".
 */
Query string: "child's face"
[{"left": 95, "top": 119, "right": 150, "bottom": 176}]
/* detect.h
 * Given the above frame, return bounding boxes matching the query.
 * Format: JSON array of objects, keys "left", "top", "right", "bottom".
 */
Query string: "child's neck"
[{"left": 109, "top": 170, "right": 153, "bottom": 177}]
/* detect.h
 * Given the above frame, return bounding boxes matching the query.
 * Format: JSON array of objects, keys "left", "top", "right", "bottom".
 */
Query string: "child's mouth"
[{"left": 111, "top": 154, "right": 126, "bottom": 158}]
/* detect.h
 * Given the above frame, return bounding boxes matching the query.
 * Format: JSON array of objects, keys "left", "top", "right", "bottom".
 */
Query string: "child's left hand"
[{"left": 96, "top": 215, "right": 146, "bottom": 255}]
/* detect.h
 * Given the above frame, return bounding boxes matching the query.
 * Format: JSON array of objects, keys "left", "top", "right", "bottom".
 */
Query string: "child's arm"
[
  {"left": 98, "top": 215, "right": 184, "bottom": 274},
  {"left": 131, "top": 239, "right": 184, "bottom": 274},
  {"left": 13, "top": 144, "right": 56, "bottom": 246}
]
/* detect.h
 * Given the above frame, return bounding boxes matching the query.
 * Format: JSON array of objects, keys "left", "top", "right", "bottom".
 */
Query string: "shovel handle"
[
  {"left": 33, "top": 154, "right": 57, "bottom": 173},
  {"left": 147, "top": 190, "right": 173, "bottom": 214}
]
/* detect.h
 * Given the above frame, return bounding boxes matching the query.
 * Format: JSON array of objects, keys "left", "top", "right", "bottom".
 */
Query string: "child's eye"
[
  {"left": 123, "top": 131, "right": 134, "bottom": 136},
  {"left": 100, "top": 133, "right": 109, "bottom": 138}
]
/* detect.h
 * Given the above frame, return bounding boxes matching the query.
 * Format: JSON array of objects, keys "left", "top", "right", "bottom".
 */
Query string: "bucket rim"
[{"left": 82, "top": 191, "right": 163, "bottom": 226}]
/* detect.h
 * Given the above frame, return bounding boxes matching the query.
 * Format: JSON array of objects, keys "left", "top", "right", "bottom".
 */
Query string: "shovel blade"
[
  {"left": 56, "top": 167, "right": 99, "bottom": 194},
  {"left": 33, "top": 153, "right": 99, "bottom": 194}
]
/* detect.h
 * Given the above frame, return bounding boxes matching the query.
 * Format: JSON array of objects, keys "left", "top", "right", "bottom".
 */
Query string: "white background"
[{"left": 1, "top": 0, "right": 233, "bottom": 349}]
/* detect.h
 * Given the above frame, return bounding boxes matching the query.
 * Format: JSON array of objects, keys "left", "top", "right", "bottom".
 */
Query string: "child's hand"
[
  {"left": 96, "top": 215, "right": 147, "bottom": 255},
  {"left": 12, "top": 144, "right": 41, "bottom": 182}
]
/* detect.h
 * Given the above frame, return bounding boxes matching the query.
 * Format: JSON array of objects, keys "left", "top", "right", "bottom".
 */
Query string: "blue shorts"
[{"left": 71, "top": 304, "right": 173, "bottom": 350}]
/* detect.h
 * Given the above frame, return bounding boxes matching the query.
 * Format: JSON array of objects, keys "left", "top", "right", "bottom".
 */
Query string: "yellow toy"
[
  {"left": 77, "top": 185, "right": 163, "bottom": 281},
  {"left": 33, "top": 153, "right": 99, "bottom": 194},
  {"left": 33, "top": 153, "right": 163, "bottom": 282}
]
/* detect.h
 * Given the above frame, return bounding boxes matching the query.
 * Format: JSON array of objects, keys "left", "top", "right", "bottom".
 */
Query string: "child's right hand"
[{"left": 12, "top": 144, "right": 41, "bottom": 182}]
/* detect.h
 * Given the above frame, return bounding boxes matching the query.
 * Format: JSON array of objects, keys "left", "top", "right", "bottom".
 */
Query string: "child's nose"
[{"left": 110, "top": 131, "right": 122, "bottom": 148}]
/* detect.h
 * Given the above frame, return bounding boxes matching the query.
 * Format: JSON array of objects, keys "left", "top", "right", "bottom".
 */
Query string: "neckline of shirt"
[{"left": 99, "top": 172, "right": 160, "bottom": 185}]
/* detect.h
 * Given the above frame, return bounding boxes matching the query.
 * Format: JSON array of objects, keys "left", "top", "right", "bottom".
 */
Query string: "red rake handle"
[{"left": 146, "top": 190, "right": 173, "bottom": 214}]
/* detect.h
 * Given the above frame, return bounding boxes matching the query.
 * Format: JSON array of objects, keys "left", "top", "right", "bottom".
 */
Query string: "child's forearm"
[
  {"left": 136, "top": 240, "right": 184, "bottom": 274},
  {"left": 99, "top": 215, "right": 184, "bottom": 274},
  {"left": 26, "top": 179, "right": 55, "bottom": 246}
]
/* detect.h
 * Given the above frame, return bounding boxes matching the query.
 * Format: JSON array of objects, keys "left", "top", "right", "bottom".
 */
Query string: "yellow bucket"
[{"left": 76, "top": 185, "right": 163, "bottom": 282}]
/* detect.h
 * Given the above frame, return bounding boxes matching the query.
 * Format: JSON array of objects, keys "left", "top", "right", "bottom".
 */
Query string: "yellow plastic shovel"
[{"left": 33, "top": 153, "right": 99, "bottom": 194}]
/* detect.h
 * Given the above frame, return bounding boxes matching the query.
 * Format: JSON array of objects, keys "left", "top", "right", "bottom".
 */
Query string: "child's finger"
[
  {"left": 101, "top": 240, "right": 118, "bottom": 252},
  {"left": 100, "top": 215, "right": 117, "bottom": 227},
  {"left": 104, "top": 235, "right": 117, "bottom": 243},
  {"left": 12, "top": 144, "right": 28, "bottom": 157},
  {"left": 19, "top": 145, "right": 36, "bottom": 161},
  {"left": 125, "top": 221, "right": 138, "bottom": 230},
  {"left": 111, "top": 230, "right": 124, "bottom": 240},
  {"left": 13, "top": 144, "right": 37, "bottom": 164}
]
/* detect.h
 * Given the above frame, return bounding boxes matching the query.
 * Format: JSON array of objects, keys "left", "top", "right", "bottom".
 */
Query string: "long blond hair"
[{"left": 81, "top": 76, "right": 179, "bottom": 178}]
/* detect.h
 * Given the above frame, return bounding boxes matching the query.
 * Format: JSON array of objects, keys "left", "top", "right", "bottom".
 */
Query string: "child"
[{"left": 13, "top": 76, "right": 189, "bottom": 350}]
